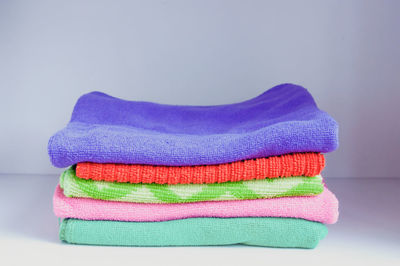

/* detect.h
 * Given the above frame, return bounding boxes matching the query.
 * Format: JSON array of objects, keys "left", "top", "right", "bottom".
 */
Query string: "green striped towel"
[{"left": 60, "top": 167, "right": 323, "bottom": 203}]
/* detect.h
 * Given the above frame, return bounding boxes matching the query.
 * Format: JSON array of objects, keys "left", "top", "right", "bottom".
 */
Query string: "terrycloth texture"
[
  {"left": 60, "top": 167, "right": 324, "bottom": 203},
  {"left": 59, "top": 217, "right": 328, "bottom": 248},
  {"left": 48, "top": 84, "right": 338, "bottom": 167},
  {"left": 53, "top": 185, "right": 339, "bottom": 224},
  {"left": 76, "top": 153, "right": 325, "bottom": 184}
]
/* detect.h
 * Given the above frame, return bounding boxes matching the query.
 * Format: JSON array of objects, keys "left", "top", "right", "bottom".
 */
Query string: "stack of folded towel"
[{"left": 49, "top": 83, "right": 339, "bottom": 249}]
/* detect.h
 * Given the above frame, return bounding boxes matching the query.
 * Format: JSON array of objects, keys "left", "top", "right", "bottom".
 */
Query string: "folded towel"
[
  {"left": 60, "top": 217, "right": 327, "bottom": 248},
  {"left": 60, "top": 167, "right": 323, "bottom": 203},
  {"left": 53, "top": 185, "right": 338, "bottom": 224},
  {"left": 48, "top": 84, "right": 338, "bottom": 168},
  {"left": 76, "top": 152, "right": 325, "bottom": 184}
]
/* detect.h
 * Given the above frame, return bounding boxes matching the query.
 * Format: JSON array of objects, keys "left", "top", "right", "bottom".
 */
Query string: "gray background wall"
[{"left": 1, "top": 0, "right": 399, "bottom": 178}]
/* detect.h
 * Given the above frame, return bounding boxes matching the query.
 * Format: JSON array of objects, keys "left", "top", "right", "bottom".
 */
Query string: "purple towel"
[{"left": 48, "top": 84, "right": 338, "bottom": 167}]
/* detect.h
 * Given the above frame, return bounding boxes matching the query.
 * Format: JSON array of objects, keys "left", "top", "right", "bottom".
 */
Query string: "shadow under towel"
[{"left": 48, "top": 83, "right": 338, "bottom": 167}]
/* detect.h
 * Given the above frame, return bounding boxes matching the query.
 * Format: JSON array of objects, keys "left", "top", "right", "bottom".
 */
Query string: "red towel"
[{"left": 76, "top": 153, "right": 325, "bottom": 184}]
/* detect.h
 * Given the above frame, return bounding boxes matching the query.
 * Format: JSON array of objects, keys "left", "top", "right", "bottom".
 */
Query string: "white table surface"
[{"left": 0, "top": 175, "right": 399, "bottom": 266}]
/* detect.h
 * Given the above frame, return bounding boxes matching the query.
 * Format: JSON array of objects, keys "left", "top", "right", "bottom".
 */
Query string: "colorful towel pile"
[{"left": 49, "top": 83, "right": 339, "bottom": 248}]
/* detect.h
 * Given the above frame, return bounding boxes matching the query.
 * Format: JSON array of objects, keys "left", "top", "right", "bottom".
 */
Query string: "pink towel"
[{"left": 53, "top": 185, "right": 338, "bottom": 224}]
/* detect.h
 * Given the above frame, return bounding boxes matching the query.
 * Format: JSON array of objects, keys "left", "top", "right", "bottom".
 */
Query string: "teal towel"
[{"left": 60, "top": 217, "right": 327, "bottom": 248}]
